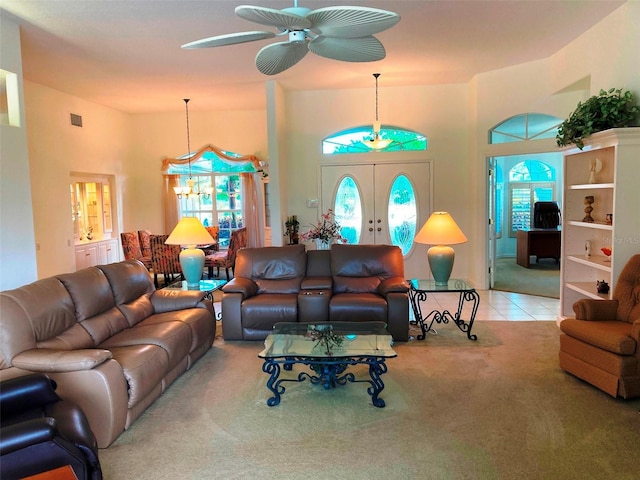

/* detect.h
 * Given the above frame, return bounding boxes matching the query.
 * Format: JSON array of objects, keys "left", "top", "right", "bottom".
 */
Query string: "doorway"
[
  {"left": 488, "top": 152, "right": 562, "bottom": 298},
  {"left": 320, "top": 161, "right": 431, "bottom": 280}
]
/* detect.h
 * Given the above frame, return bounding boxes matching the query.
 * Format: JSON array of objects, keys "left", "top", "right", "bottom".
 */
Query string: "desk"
[
  {"left": 408, "top": 279, "right": 479, "bottom": 341},
  {"left": 516, "top": 229, "right": 561, "bottom": 268}
]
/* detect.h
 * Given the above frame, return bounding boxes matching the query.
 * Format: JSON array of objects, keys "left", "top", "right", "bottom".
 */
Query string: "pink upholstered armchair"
[
  {"left": 202, "top": 226, "right": 220, "bottom": 255},
  {"left": 150, "top": 234, "right": 182, "bottom": 287},
  {"left": 120, "top": 232, "right": 152, "bottom": 270},
  {"left": 204, "top": 227, "right": 247, "bottom": 280}
]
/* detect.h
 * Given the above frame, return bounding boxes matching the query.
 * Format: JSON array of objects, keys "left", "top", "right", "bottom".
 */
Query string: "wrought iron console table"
[{"left": 408, "top": 278, "right": 480, "bottom": 341}]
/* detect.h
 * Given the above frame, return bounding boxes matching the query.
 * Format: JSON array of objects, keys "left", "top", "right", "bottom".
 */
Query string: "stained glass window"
[{"left": 323, "top": 125, "right": 427, "bottom": 154}]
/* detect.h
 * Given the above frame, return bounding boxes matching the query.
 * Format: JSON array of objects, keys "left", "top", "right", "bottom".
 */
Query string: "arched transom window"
[{"left": 323, "top": 125, "right": 427, "bottom": 154}]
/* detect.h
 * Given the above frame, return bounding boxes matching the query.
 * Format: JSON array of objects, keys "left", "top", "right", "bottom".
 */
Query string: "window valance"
[{"left": 161, "top": 144, "right": 261, "bottom": 173}]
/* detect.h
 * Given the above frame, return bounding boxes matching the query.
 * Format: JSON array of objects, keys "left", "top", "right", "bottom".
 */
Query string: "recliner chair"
[
  {"left": 559, "top": 254, "right": 640, "bottom": 398},
  {"left": 0, "top": 374, "right": 103, "bottom": 480}
]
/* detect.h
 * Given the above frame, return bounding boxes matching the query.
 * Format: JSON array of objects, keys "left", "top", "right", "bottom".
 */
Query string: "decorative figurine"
[
  {"left": 596, "top": 280, "right": 610, "bottom": 294},
  {"left": 584, "top": 240, "right": 592, "bottom": 257},
  {"left": 583, "top": 196, "right": 595, "bottom": 223}
]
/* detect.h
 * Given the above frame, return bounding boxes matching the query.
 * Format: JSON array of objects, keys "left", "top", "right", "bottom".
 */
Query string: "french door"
[{"left": 320, "top": 162, "right": 431, "bottom": 279}]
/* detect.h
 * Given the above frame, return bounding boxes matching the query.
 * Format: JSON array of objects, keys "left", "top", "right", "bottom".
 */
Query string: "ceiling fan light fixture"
[{"left": 181, "top": 1, "right": 400, "bottom": 75}]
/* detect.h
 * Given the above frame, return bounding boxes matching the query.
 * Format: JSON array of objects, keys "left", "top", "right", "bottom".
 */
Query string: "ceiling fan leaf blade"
[
  {"left": 309, "top": 35, "right": 386, "bottom": 62},
  {"left": 236, "top": 5, "right": 312, "bottom": 30},
  {"left": 181, "top": 31, "right": 275, "bottom": 49},
  {"left": 307, "top": 6, "right": 400, "bottom": 38},
  {"left": 255, "top": 41, "right": 309, "bottom": 75}
]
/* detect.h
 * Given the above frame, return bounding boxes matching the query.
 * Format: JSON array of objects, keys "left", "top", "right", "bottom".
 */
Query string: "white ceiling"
[{"left": 0, "top": 0, "right": 625, "bottom": 114}]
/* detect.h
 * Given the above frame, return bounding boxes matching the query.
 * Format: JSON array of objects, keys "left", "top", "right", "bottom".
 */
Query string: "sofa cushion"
[
  {"left": 138, "top": 310, "right": 214, "bottom": 354},
  {"left": 560, "top": 319, "right": 636, "bottom": 355},
  {"left": 333, "top": 276, "right": 381, "bottom": 294},
  {"left": 330, "top": 244, "right": 404, "bottom": 279},
  {"left": 241, "top": 294, "right": 298, "bottom": 330},
  {"left": 78, "top": 307, "right": 131, "bottom": 346},
  {"left": 330, "top": 293, "right": 387, "bottom": 323},
  {"left": 57, "top": 268, "right": 116, "bottom": 321},
  {"left": 235, "top": 245, "right": 306, "bottom": 280},
  {"left": 99, "top": 321, "right": 192, "bottom": 370},
  {"left": 99, "top": 260, "right": 155, "bottom": 307},
  {"left": 106, "top": 344, "right": 169, "bottom": 408},
  {"left": 257, "top": 278, "right": 303, "bottom": 294},
  {"left": 0, "top": 278, "right": 78, "bottom": 362}
]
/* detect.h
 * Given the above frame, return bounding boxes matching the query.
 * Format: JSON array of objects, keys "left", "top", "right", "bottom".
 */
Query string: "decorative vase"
[
  {"left": 315, "top": 239, "right": 331, "bottom": 250},
  {"left": 583, "top": 196, "right": 595, "bottom": 223}
]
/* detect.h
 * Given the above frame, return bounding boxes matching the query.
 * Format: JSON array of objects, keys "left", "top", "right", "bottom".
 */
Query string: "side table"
[
  {"left": 408, "top": 278, "right": 480, "bottom": 341},
  {"left": 165, "top": 278, "right": 227, "bottom": 319}
]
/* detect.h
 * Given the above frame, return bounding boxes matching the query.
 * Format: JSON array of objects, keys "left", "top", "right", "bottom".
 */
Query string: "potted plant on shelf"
[
  {"left": 300, "top": 209, "right": 346, "bottom": 250},
  {"left": 556, "top": 88, "right": 640, "bottom": 150}
]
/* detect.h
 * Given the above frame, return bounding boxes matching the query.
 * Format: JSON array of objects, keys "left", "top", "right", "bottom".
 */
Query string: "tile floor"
[{"left": 415, "top": 289, "right": 560, "bottom": 322}]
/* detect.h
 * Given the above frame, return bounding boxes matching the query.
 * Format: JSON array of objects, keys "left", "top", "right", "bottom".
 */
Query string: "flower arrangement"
[{"left": 300, "top": 209, "right": 345, "bottom": 243}]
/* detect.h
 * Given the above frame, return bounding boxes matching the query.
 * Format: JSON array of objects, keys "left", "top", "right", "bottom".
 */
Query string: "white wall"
[
  {"left": 24, "top": 81, "right": 131, "bottom": 278},
  {"left": 129, "top": 108, "right": 268, "bottom": 234},
  {"left": 0, "top": 15, "right": 37, "bottom": 290}
]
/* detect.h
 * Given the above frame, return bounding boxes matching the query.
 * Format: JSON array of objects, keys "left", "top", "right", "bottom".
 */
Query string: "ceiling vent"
[{"left": 70, "top": 113, "right": 83, "bottom": 127}]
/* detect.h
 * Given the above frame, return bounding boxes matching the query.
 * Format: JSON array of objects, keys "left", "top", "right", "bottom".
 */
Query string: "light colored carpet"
[
  {"left": 99, "top": 321, "right": 639, "bottom": 479},
  {"left": 493, "top": 257, "right": 560, "bottom": 299}
]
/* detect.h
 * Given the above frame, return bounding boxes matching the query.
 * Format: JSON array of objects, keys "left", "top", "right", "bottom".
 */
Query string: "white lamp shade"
[
  {"left": 414, "top": 212, "right": 467, "bottom": 246},
  {"left": 165, "top": 217, "right": 214, "bottom": 246}
]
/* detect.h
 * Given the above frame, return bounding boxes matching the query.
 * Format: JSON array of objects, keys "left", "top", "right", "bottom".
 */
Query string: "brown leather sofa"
[
  {"left": 559, "top": 254, "right": 640, "bottom": 398},
  {"left": 221, "top": 244, "right": 409, "bottom": 341},
  {"left": 0, "top": 260, "right": 215, "bottom": 448}
]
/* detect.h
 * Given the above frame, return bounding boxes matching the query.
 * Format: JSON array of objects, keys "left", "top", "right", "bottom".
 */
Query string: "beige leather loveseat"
[
  {"left": 222, "top": 244, "right": 409, "bottom": 341},
  {"left": 0, "top": 260, "right": 215, "bottom": 447}
]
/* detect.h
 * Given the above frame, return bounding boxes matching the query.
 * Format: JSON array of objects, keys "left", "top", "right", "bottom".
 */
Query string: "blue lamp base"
[
  {"left": 179, "top": 246, "right": 205, "bottom": 288},
  {"left": 427, "top": 245, "right": 455, "bottom": 286}
]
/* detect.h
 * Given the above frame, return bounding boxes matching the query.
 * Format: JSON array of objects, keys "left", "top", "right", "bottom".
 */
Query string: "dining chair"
[
  {"left": 204, "top": 227, "right": 247, "bottom": 280},
  {"left": 120, "top": 232, "right": 152, "bottom": 270},
  {"left": 150, "top": 234, "right": 182, "bottom": 287}
]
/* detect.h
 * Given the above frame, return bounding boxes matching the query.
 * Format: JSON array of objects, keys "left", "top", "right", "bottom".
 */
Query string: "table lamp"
[
  {"left": 414, "top": 212, "right": 467, "bottom": 286},
  {"left": 165, "top": 217, "right": 214, "bottom": 287}
]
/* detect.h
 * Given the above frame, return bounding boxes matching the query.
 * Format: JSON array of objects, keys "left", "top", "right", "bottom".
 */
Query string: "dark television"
[{"left": 533, "top": 201, "right": 561, "bottom": 229}]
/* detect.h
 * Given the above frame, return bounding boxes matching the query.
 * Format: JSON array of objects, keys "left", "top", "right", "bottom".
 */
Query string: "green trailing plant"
[{"left": 556, "top": 88, "right": 640, "bottom": 149}]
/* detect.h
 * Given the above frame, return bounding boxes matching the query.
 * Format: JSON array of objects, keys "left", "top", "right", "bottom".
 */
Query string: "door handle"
[
  {"left": 369, "top": 227, "right": 374, "bottom": 232},
  {"left": 377, "top": 227, "right": 382, "bottom": 232}
]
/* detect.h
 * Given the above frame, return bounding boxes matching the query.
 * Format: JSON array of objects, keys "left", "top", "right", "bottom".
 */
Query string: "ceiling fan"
[{"left": 181, "top": 1, "right": 400, "bottom": 75}]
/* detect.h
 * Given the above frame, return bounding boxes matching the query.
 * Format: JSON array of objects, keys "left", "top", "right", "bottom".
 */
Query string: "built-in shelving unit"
[{"left": 560, "top": 128, "right": 640, "bottom": 319}]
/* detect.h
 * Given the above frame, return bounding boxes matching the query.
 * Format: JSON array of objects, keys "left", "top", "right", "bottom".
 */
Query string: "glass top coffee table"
[{"left": 258, "top": 322, "right": 396, "bottom": 408}]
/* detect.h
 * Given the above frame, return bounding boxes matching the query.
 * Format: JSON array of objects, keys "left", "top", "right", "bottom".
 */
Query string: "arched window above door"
[
  {"left": 489, "top": 113, "right": 561, "bottom": 144},
  {"left": 322, "top": 125, "right": 427, "bottom": 154}
]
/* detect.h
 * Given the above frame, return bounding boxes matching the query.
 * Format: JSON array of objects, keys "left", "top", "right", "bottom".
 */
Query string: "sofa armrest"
[
  {"left": 301, "top": 276, "right": 332, "bottom": 290},
  {"left": 631, "top": 318, "right": 640, "bottom": 342},
  {"left": 573, "top": 299, "right": 619, "bottom": 320},
  {"left": 222, "top": 277, "right": 258, "bottom": 299},
  {"left": 151, "top": 289, "right": 210, "bottom": 313},
  {"left": 379, "top": 277, "right": 409, "bottom": 296},
  {"left": 0, "top": 418, "right": 57, "bottom": 455},
  {"left": 10, "top": 349, "right": 113, "bottom": 373}
]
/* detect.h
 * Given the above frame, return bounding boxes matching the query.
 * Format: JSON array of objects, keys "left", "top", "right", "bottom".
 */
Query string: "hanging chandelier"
[
  {"left": 365, "top": 73, "right": 392, "bottom": 150},
  {"left": 173, "top": 99, "right": 213, "bottom": 199}
]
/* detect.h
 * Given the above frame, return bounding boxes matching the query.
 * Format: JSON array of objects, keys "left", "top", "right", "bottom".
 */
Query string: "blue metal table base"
[{"left": 261, "top": 356, "right": 389, "bottom": 408}]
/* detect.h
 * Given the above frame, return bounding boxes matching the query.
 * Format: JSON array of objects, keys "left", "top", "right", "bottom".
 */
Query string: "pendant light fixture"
[
  {"left": 174, "top": 99, "right": 197, "bottom": 198},
  {"left": 173, "top": 99, "right": 213, "bottom": 199},
  {"left": 365, "top": 73, "right": 392, "bottom": 150}
]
